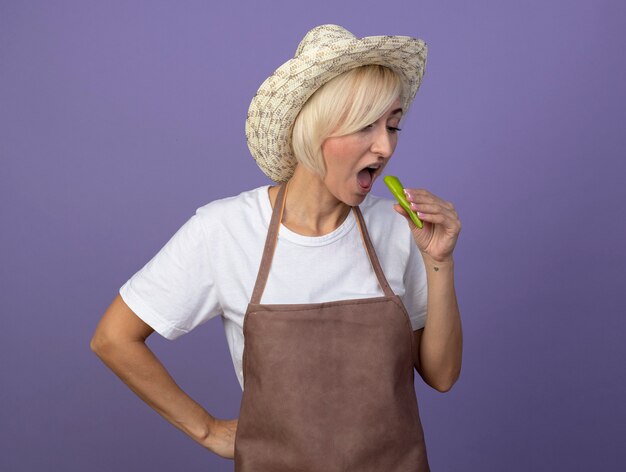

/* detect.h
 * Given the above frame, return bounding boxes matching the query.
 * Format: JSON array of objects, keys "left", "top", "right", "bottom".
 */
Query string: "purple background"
[{"left": 2, "top": 1, "right": 625, "bottom": 470}]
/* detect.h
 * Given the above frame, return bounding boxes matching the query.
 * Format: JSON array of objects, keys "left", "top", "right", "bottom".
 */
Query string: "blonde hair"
[{"left": 291, "top": 65, "right": 404, "bottom": 179}]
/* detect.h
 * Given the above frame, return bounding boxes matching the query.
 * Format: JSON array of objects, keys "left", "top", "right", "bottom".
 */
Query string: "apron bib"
[{"left": 234, "top": 182, "right": 429, "bottom": 471}]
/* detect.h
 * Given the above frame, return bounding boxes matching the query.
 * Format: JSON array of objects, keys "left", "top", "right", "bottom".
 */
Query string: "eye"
[{"left": 387, "top": 126, "right": 402, "bottom": 133}]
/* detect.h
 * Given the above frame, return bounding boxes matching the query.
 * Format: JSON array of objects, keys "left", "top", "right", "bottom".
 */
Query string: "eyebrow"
[{"left": 390, "top": 108, "right": 403, "bottom": 116}]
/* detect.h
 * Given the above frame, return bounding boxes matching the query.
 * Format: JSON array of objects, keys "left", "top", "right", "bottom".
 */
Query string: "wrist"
[
  {"left": 191, "top": 412, "right": 217, "bottom": 445},
  {"left": 421, "top": 253, "right": 454, "bottom": 267}
]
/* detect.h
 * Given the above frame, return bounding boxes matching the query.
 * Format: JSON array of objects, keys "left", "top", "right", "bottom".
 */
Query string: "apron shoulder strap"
[
  {"left": 250, "top": 182, "right": 395, "bottom": 305},
  {"left": 352, "top": 204, "right": 395, "bottom": 297}
]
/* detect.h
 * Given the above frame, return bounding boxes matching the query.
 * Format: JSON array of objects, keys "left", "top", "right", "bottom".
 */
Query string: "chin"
[{"left": 349, "top": 192, "right": 368, "bottom": 206}]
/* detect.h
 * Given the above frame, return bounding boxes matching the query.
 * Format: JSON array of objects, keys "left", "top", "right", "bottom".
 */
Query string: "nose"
[{"left": 370, "top": 126, "right": 396, "bottom": 158}]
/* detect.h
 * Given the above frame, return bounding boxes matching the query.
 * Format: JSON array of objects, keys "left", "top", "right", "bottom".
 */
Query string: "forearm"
[
  {"left": 418, "top": 255, "right": 463, "bottom": 392},
  {"left": 92, "top": 338, "right": 215, "bottom": 445}
]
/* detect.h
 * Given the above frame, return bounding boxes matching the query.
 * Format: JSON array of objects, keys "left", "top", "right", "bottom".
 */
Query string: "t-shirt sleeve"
[
  {"left": 119, "top": 211, "right": 222, "bottom": 340},
  {"left": 402, "top": 234, "right": 428, "bottom": 331}
]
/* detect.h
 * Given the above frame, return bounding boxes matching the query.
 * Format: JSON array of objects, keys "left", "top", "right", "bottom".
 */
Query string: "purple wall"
[{"left": 2, "top": 1, "right": 625, "bottom": 470}]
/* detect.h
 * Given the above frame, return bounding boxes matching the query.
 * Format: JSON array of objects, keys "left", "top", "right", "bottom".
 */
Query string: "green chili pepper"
[{"left": 383, "top": 175, "right": 423, "bottom": 229}]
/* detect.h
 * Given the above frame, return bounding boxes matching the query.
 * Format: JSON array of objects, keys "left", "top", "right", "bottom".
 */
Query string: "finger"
[
  {"left": 408, "top": 202, "right": 458, "bottom": 223},
  {"left": 417, "top": 210, "right": 462, "bottom": 233},
  {"left": 407, "top": 201, "right": 448, "bottom": 215},
  {"left": 410, "top": 203, "right": 461, "bottom": 229},
  {"left": 404, "top": 188, "right": 452, "bottom": 209},
  {"left": 394, "top": 204, "right": 432, "bottom": 232},
  {"left": 412, "top": 195, "right": 456, "bottom": 213},
  {"left": 413, "top": 211, "right": 446, "bottom": 226},
  {"left": 392, "top": 203, "right": 410, "bottom": 217},
  {"left": 393, "top": 203, "right": 425, "bottom": 223}
]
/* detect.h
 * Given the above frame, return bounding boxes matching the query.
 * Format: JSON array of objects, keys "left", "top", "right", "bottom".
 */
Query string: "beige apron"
[{"left": 234, "top": 181, "right": 430, "bottom": 471}]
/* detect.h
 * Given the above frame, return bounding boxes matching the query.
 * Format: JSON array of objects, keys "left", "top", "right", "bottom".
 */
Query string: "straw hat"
[{"left": 245, "top": 24, "right": 428, "bottom": 183}]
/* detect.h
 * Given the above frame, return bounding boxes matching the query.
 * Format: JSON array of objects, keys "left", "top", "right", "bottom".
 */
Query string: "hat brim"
[{"left": 246, "top": 33, "right": 427, "bottom": 183}]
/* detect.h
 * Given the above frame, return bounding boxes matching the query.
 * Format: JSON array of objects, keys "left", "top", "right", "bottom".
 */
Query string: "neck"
[{"left": 271, "top": 164, "right": 352, "bottom": 237}]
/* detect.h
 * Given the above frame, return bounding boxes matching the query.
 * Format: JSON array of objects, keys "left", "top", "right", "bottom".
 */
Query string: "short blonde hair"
[{"left": 291, "top": 65, "right": 404, "bottom": 179}]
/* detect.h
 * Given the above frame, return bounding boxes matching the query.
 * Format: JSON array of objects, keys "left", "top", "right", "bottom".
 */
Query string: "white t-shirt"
[{"left": 119, "top": 185, "right": 428, "bottom": 390}]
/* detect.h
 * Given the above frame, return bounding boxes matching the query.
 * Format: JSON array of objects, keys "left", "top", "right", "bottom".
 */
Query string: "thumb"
[
  {"left": 393, "top": 203, "right": 410, "bottom": 219},
  {"left": 393, "top": 203, "right": 422, "bottom": 232}
]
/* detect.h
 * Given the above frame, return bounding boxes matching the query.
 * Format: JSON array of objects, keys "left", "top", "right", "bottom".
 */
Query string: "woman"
[{"left": 91, "top": 24, "right": 462, "bottom": 471}]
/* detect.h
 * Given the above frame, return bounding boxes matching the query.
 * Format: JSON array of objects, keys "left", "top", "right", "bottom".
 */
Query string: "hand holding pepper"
[{"left": 389, "top": 180, "right": 461, "bottom": 263}]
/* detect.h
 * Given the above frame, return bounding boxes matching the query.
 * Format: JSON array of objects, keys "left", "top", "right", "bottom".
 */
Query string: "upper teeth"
[{"left": 367, "top": 165, "right": 379, "bottom": 169}]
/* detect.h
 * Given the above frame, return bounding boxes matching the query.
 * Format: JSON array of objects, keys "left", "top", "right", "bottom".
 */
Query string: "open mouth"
[{"left": 357, "top": 164, "right": 381, "bottom": 190}]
